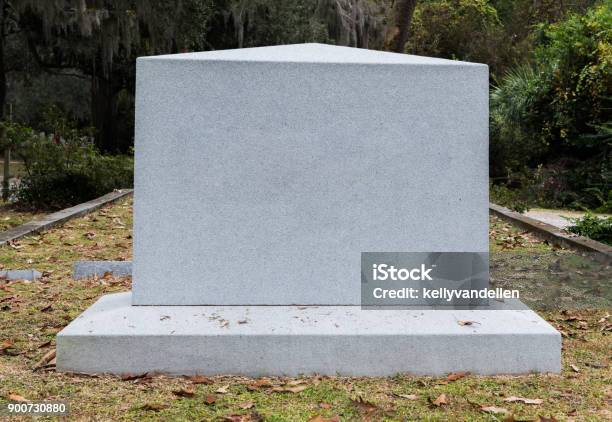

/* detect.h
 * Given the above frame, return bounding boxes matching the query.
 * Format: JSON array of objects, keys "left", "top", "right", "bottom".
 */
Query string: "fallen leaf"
[
  {"left": 247, "top": 379, "right": 273, "bottom": 390},
  {"left": 570, "top": 364, "right": 580, "bottom": 373},
  {"left": 216, "top": 385, "right": 230, "bottom": 394},
  {"left": 504, "top": 396, "right": 543, "bottom": 405},
  {"left": 205, "top": 394, "right": 216, "bottom": 405},
  {"left": 537, "top": 417, "right": 558, "bottom": 422},
  {"left": 393, "top": 393, "right": 418, "bottom": 400},
  {"left": 239, "top": 401, "right": 254, "bottom": 409},
  {"left": 585, "top": 361, "right": 608, "bottom": 369},
  {"left": 318, "top": 402, "right": 332, "bottom": 408},
  {"left": 457, "top": 320, "right": 480, "bottom": 326},
  {"left": 308, "top": 416, "right": 340, "bottom": 422},
  {"left": 447, "top": 371, "right": 468, "bottom": 381},
  {"left": 33, "top": 349, "right": 56, "bottom": 370},
  {"left": 142, "top": 403, "right": 169, "bottom": 411},
  {"left": 481, "top": 405, "right": 509, "bottom": 414},
  {"left": 271, "top": 385, "right": 308, "bottom": 393},
  {"left": 431, "top": 393, "right": 448, "bottom": 407},
  {"left": 173, "top": 386, "right": 195, "bottom": 398},
  {"left": 8, "top": 393, "right": 28, "bottom": 402},
  {"left": 351, "top": 396, "right": 378, "bottom": 413},
  {"left": 120, "top": 373, "right": 148, "bottom": 381},
  {"left": 187, "top": 375, "right": 213, "bottom": 384},
  {"left": 38, "top": 340, "right": 52, "bottom": 349},
  {"left": 222, "top": 412, "right": 263, "bottom": 422}
]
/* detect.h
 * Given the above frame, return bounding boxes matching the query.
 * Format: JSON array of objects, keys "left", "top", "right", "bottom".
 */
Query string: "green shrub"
[
  {"left": 3, "top": 120, "right": 133, "bottom": 210},
  {"left": 490, "top": 3, "right": 611, "bottom": 210},
  {"left": 489, "top": 181, "right": 531, "bottom": 213},
  {"left": 566, "top": 212, "right": 612, "bottom": 245}
]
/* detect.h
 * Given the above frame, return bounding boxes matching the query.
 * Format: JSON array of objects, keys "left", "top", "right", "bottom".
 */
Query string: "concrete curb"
[
  {"left": 0, "top": 189, "right": 133, "bottom": 246},
  {"left": 489, "top": 202, "right": 612, "bottom": 261}
]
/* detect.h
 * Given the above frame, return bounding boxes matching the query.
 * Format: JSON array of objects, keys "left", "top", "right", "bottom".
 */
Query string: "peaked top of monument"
[{"left": 140, "top": 43, "right": 484, "bottom": 66}]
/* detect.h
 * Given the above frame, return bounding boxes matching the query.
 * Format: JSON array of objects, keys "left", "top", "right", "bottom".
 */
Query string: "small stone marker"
[
  {"left": 72, "top": 261, "right": 132, "bottom": 280},
  {"left": 57, "top": 44, "right": 560, "bottom": 376},
  {"left": 0, "top": 269, "right": 42, "bottom": 281}
]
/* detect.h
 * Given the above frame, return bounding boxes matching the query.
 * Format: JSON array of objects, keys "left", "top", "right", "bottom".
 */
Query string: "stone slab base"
[{"left": 57, "top": 292, "right": 560, "bottom": 376}]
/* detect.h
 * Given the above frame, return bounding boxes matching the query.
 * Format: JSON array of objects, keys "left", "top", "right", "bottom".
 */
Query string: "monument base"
[{"left": 57, "top": 292, "right": 560, "bottom": 376}]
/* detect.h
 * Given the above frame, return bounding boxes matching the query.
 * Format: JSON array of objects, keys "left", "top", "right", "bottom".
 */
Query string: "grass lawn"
[
  {"left": 0, "top": 202, "right": 43, "bottom": 232},
  {"left": 0, "top": 198, "right": 610, "bottom": 421}
]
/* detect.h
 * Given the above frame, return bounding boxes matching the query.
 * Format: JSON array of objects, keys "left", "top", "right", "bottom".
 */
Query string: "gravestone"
[{"left": 57, "top": 44, "right": 560, "bottom": 376}]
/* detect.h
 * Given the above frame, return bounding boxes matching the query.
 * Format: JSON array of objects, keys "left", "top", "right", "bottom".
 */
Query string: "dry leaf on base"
[
  {"left": 570, "top": 364, "right": 580, "bottom": 372},
  {"left": 457, "top": 320, "right": 480, "bottom": 326},
  {"left": 504, "top": 396, "right": 543, "bottom": 405},
  {"left": 205, "top": 394, "right": 216, "bottom": 405},
  {"left": 239, "top": 401, "right": 254, "bottom": 409}
]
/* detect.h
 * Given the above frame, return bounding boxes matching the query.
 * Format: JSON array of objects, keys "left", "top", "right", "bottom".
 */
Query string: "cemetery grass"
[
  {"left": 0, "top": 202, "right": 43, "bottom": 231},
  {"left": 0, "top": 199, "right": 610, "bottom": 421}
]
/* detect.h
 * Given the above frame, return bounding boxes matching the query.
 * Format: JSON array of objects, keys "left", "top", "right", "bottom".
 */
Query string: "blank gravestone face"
[{"left": 132, "top": 43, "right": 489, "bottom": 305}]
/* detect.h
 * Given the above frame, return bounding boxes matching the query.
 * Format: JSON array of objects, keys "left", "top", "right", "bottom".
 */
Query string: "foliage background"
[{"left": 0, "top": 0, "right": 610, "bottom": 211}]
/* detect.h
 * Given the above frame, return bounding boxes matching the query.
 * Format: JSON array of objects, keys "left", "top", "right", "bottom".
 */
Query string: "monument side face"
[{"left": 132, "top": 50, "right": 489, "bottom": 305}]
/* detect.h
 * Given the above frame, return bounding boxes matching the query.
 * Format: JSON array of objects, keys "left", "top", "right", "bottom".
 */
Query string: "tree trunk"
[
  {"left": 0, "top": 0, "right": 7, "bottom": 120},
  {"left": 91, "top": 75, "right": 118, "bottom": 152},
  {"left": 384, "top": 0, "right": 418, "bottom": 53}
]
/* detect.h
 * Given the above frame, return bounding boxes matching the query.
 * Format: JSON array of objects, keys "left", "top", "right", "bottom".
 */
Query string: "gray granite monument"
[{"left": 57, "top": 44, "right": 560, "bottom": 375}]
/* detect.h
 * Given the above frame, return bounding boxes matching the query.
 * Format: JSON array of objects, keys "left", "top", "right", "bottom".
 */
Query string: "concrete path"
[{"left": 525, "top": 208, "right": 611, "bottom": 229}]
